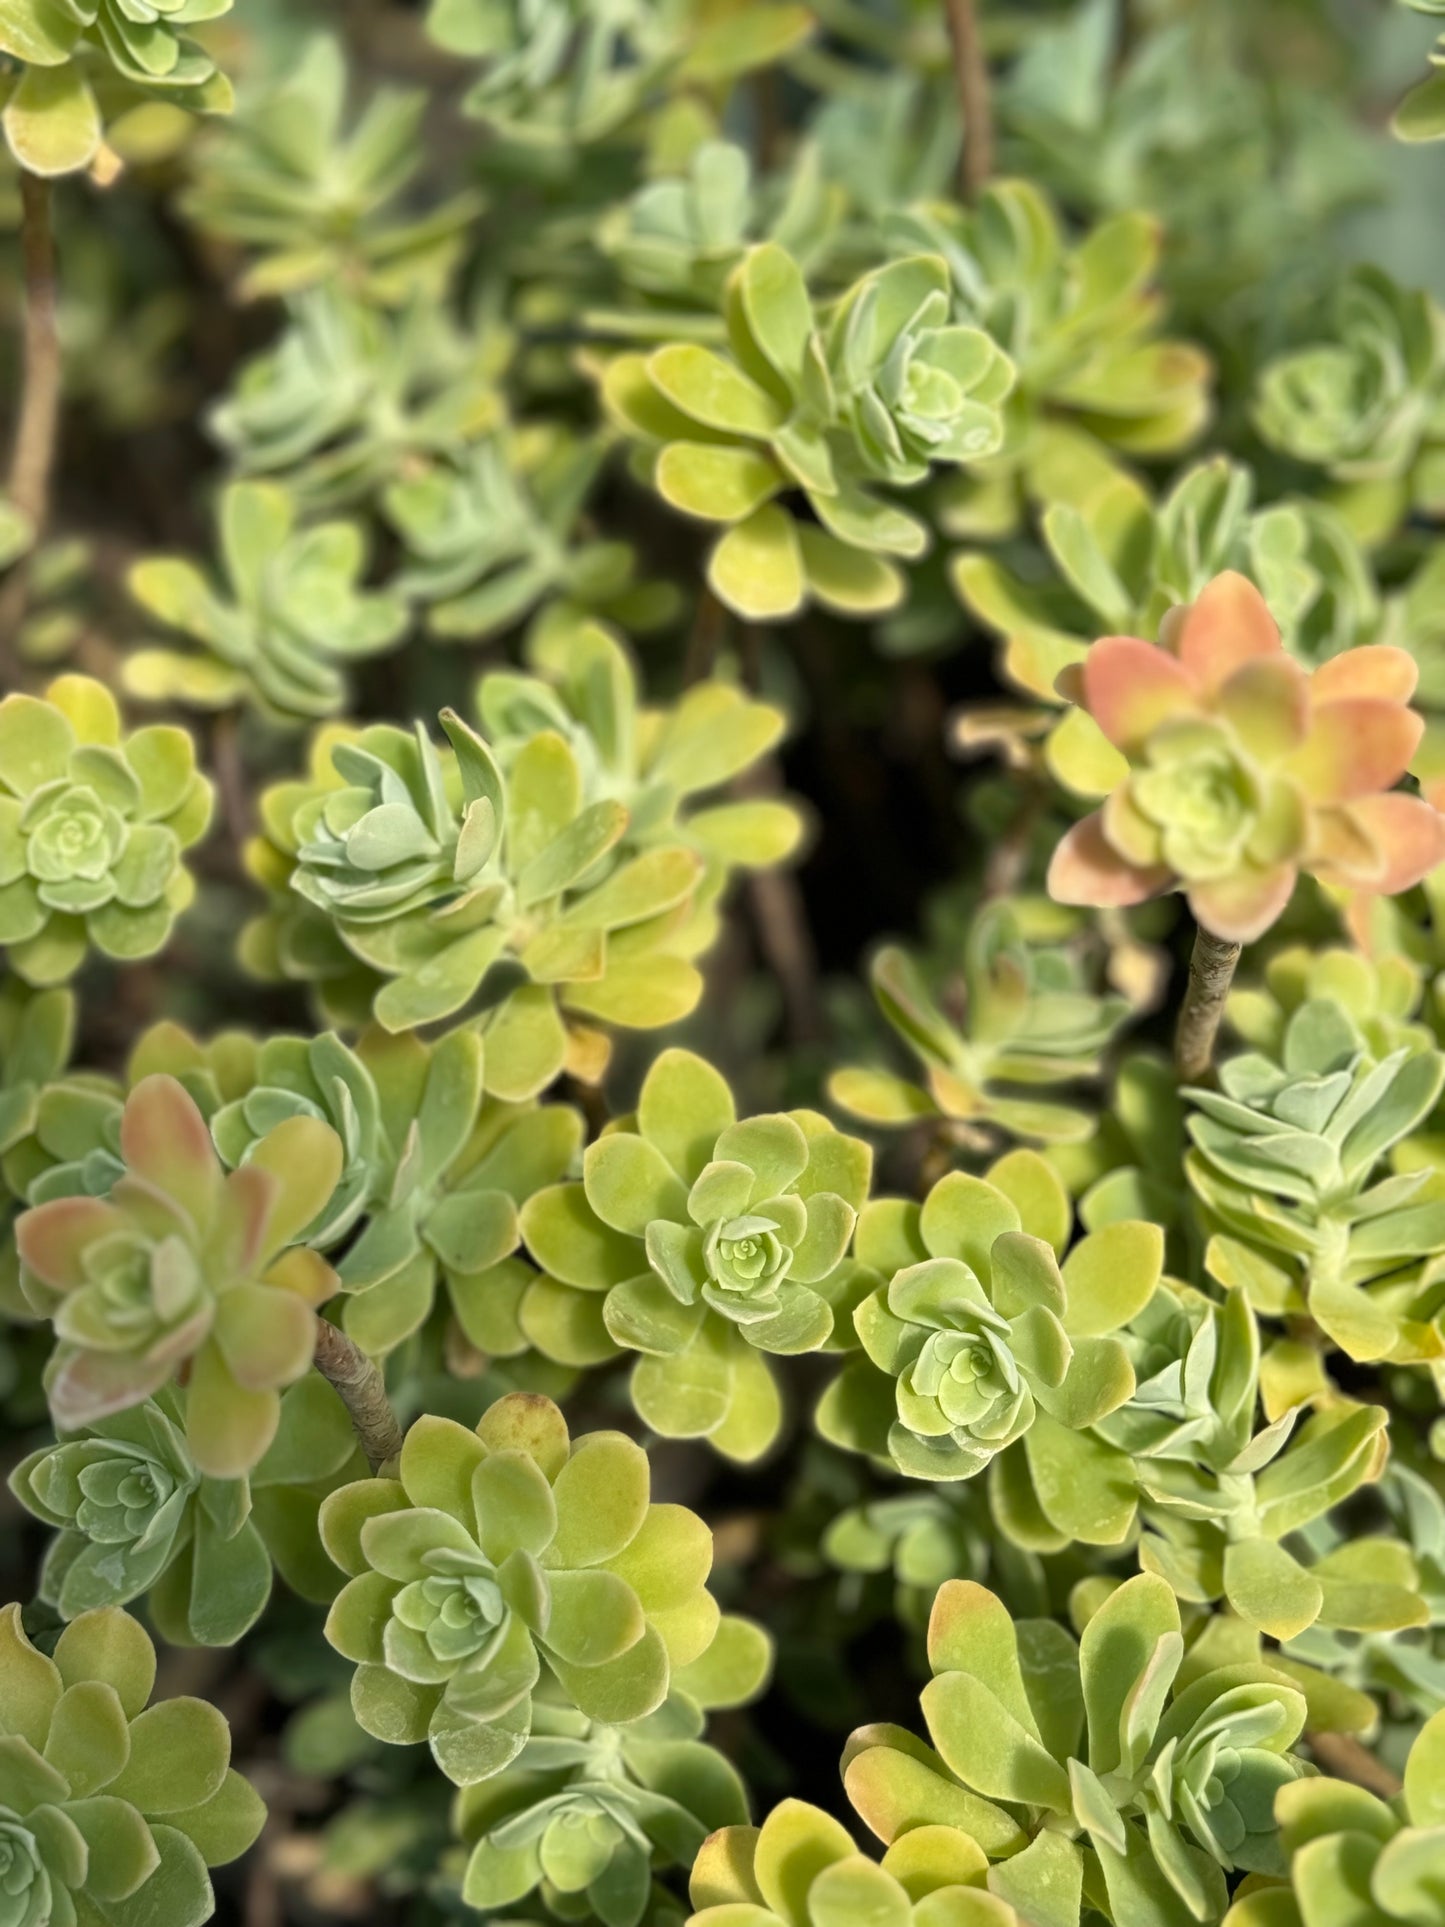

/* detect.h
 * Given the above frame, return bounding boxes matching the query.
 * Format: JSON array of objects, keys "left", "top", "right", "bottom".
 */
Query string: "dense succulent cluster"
[{"left": 8, "top": 4, "right": 1445, "bottom": 1927}]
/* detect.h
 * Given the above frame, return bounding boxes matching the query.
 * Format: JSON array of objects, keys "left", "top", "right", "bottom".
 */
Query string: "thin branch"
[
  {"left": 1306, "top": 1731, "right": 1403, "bottom": 1801},
  {"left": 1174, "top": 924, "right": 1241, "bottom": 1086},
  {"left": 942, "top": 0, "right": 994, "bottom": 202},
  {"left": 312, "top": 1318, "right": 404, "bottom": 1472},
  {"left": 9, "top": 174, "right": 61, "bottom": 531},
  {"left": 1, "top": 173, "right": 62, "bottom": 672}
]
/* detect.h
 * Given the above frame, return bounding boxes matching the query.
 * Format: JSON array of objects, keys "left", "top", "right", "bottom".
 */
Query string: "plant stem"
[
  {"left": 9, "top": 174, "right": 60, "bottom": 531},
  {"left": 1306, "top": 1731, "right": 1403, "bottom": 1800},
  {"left": 942, "top": 0, "right": 994, "bottom": 201},
  {"left": 312, "top": 1319, "right": 404, "bottom": 1472},
  {"left": 1, "top": 173, "right": 62, "bottom": 669},
  {"left": 1174, "top": 924, "right": 1241, "bottom": 1086}
]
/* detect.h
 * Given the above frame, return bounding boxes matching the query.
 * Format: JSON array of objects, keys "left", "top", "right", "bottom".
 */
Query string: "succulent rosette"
[
  {"left": 1047, "top": 571, "right": 1445, "bottom": 942},
  {"left": 15, "top": 1073, "right": 343, "bottom": 1476},
  {"left": 1224, "top": 1706, "right": 1445, "bottom": 1927},
  {"left": 0, "top": 1603, "right": 263, "bottom": 1927},
  {"left": 845, "top": 1576, "right": 1311, "bottom": 1927},
  {"left": 455, "top": 1692, "right": 751, "bottom": 1925},
  {"left": 0, "top": 676, "right": 211, "bottom": 986},
  {"left": 10, "top": 1378, "right": 360, "bottom": 1644},
  {"left": 244, "top": 707, "right": 707, "bottom": 1091},
  {"left": 321, "top": 1392, "right": 739, "bottom": 1787},
  {"left": 601, "top": 244, "right": 1013, "bottom": 623},
  {"left": 518, "top": 1048, "right": 872, "bottom": 1463},
  {"left": 0, "top": 0, "right": 234, "bottom": 176},
  {"left": 818, "top": 1151, "right": 1153, "bottom": 1482}
]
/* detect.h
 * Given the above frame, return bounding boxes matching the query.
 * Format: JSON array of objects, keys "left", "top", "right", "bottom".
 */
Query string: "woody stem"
[
  {"left": 312, "top": 1318, "right": 404, "bottom": 1472},
  {"left": 1173, "top": 925, "right": 1241, "bottom": 1086},
  {"left": 942, "top": 0, "right": 994, "bottom": 201}
]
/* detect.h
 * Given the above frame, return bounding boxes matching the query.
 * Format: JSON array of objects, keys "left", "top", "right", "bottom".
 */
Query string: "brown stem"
[
  {"left": 312, "top": 1319, "right": 404, "bottom": 1472},
  {"left": 9, "top": 174, "right": 60, "bottom": 531},
  {"left": 1, "top": 174, "right": 62, "bottom": 672},
  {"left": 1174, "top": 924, "right": 1241, "bottom": 1086},
  {"left": 942, "top": 0, "right": 994, "bottom": 202},
  {"left": 1306, "top": 1731, "right": 1403, "bottom": 1800},
  {"left": 210, "top": 709, "right": 252, "bottom": 853}
]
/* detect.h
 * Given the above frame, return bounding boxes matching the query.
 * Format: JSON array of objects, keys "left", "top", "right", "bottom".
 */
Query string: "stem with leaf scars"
[
  {"left": 1174, "top": 924, "right": 1241, "bottom": 1086},
  {"left": 1, "top": 173, "right": 62, "bottom": 670},
  {"left": 942, "top": 0, "right": 994, "bottom": 202},
  {"left": 312, "top": 1318, "right": 404, "bottom": 1471},
  {"left": 1306, "top": 1730, "right": 1403, "bottom": 1799}
]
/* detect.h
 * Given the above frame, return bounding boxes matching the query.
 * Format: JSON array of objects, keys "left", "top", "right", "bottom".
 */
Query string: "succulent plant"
[
  {"left": 594, "top": 139, "right": 843, "bottom": 332},
  {"left": 455, "top": 1691, "right": 749, "bottom": 1926},
  {"left": 1223, "top": 1703, "right": 1445, "bottom": 1927},
  {"left": 15, "top": 1072, "right": 343, "bottom": 1476},
  {"left": 0, "top": 981, "right": 77, "bottom": 1195},
  {"left": 1092, "top": 1284, "right": 1408, "bottom": 1640},
  {"left": 519, "top": 1047, "right": 871, "bottom": 1462},
  {"left": 845, "top": 1574, "right": 1311, "bottom": 1927},
  {"left": 328, "top": 1027, "right": 581, "bottom": 1359},
  {"left": 829, "top": 905, "right": 1131, "bottom": 1146},
  {"left": 386, "top": 435, "right": 673, "bottom": 643},
  {"left": 956, "top": 457, "right": 1382, "bottom": 707},
  {"left": 425, "top": 0, "right": 673, "bottom": 145},
  {"left": 320, "top": 1391, "right": 737, "bottom": 1786},
  {"left": 601, "top": 243, "right": 1014, "bottom": 622},
  {"left": 902, "top": 179, "right": 1212, "bottom": 522},
  {"left": 0, "top": 675, "right": 211, "bottom": 986},
  {"left": 1184, "top": 998, "right": 1445, "bottom": 1364},
  {"left": 0, "top": 1602, "right": 264, "bottom": 1927},
  {"left": 426, "top": 0, "right": 812, "bottom": 147},
  {"left": 0, "top": 0, "right": 233, "bottom": 176},
  {"left": 243, "top": 706, "right": 709, "bottom": 1077},
  {"left": 181, "top": 33, "right": 482, "bottom": 304},
  {"left": 817, "top": 1149, "right": 1150, "bottom": 1482},
  {"left": 126, "top": 480, "right": 407, "bottom": 723},
  {"left": 1253, "top": 269, "right": 1445, "bottom": 540},
  {"left": 1226, "top": 945, "right": 1433, "bottom": 1063},
  {"left": 479, "top": 613, "right": 804, "bottom": 892},
  {"left": 10, "top": 1376, "right": 360, "bottom": 1643},
  {"left": 1047, "top": 571, "right": 1445, "bottom": 942},
  {"left": 687, "top": 1795, "right": 1028, "bottom": 1926},
  {"left": 208, "top": 290, "right": 503, "bottom": 509}
]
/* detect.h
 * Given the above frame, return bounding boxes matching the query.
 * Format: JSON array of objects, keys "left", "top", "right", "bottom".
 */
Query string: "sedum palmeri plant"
[
  {"left": 0, "top": 1602, "right": 264, "bottom": 1926},
  {"left": 15, "top": 1072, "right": 342, "bottom": 1474},
  {"left": 0, "top": 676, "right": 211, "bottom": 984},
  {"left": 1047, "top": 571, "right": 1445, "bottom": 942},
  {"left": 7, "top": 3, "right": 1445, "bottom": 1924},
  {"left": 320, "top": 1391, "right": 756, "bottom": 1787}
]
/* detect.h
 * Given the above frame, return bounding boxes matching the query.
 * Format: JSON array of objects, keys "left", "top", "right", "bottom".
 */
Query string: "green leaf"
[
  {"left": 3, "top": 63, "right": 101, "bottom": 176},
  {"left": 709, "top": 507, "right": 805, "bottom": 621}
]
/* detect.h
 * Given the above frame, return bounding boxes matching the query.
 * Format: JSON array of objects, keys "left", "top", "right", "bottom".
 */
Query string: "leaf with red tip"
[
  {"left": 1047, "top": 814, "right": 1171, "bottom": 910},
  {"left": 48, "top": 1342, "right": 176, "bottom": 1427},
  {"left": 120, "top": 1075, "right": 220, "bottom": 1216},
  {"left": 1174, "top": 572, "right": 1281, "bottom": 693},
  {"left": 16, "top": 1197, "right": 129, "bottom": 1292},
  {"left": 1287, "top": 700, "right": 1424, "bottom": 803},
  {"left": 1324, "top": 792, "right": 1445, "bottom": 894},
  {"left": 1310, "top": 645, "right": 1419, "bottom": 704},
  {"left": 1081, "top": 638, "right": 1196, "bottom": 752},
  {"left": 1187, "top": 864, "right": 1297, "bottom": 943},
  {"left": 209, "top": 1164, "right": 277, "bottom": 1281}
]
